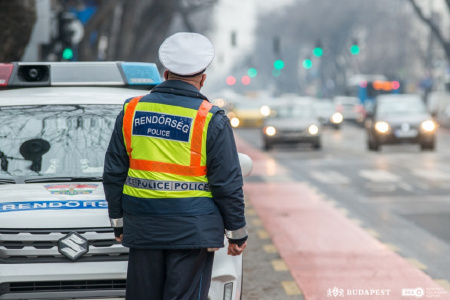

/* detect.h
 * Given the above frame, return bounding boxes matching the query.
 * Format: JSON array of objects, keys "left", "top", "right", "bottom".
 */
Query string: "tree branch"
[{"left": 406, "top": 0, "right": 450, "bottom": 60}]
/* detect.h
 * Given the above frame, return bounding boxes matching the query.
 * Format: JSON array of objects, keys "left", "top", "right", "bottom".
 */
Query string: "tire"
[
  {"left": 368, "top": 140, "right": 379, "bottom": 151},
  {"left": 420, "top": 141, "right": 435, "bottom": 151},
  {"left": 263, "top": 143, "right": 272, "bottom": 151},
  {"left": 313, "top": 142, "right": 322, "bottom": 150}
]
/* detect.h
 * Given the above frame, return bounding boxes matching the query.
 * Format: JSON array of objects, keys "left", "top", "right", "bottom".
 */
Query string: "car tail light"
[{"left": 0, "top": 63, "right": 14, "bottom": 86}]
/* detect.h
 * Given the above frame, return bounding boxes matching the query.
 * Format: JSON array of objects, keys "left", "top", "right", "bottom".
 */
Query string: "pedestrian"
[{"left": 103, "top": 32, "right": 247, "bottom": 300}]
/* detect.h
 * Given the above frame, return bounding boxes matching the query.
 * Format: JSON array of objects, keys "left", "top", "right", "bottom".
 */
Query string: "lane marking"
[
  {"left": 359, "top": 170, "right": 400, "bottom": 182},
  {"left": 337, "top": 208, "right": 349, "bottom": 216},
  {"left": 281, "top": 281, "right": 303, "bottom": 295},
  {"left": 246, "top": 208, "right": 256, "bottom": 216},
  {"left": 349, "top": 218, "right": 362, "bottom": 226},
  {"left": 272, "top": 259, "right": 289, "bottom": 271},
  {"left": 411, "top": 169, "right": 450, "bottom": 181},
  {"left": 383, "top": 243, "right": 400, "bottom": 252},
  {"left": 251, "top": 218, "right": 263, "bottom": 227},
  {"left": 310, "top": 171, "right": 351, "bottom": 184},
  {"left": 435, "top": 279, "right": 450, "bottom": 291},
  {"left": 405, "top": 258, "right": 427, "bottom": 270},
  {"left": 365, "top": 228, "right": 380, "bottom": 238},
  {"left": 257, "top": 230, "right": 270, "bottom": 239},
  {"left": 263, "top": 244, "right": 278, "bottom": 254}
]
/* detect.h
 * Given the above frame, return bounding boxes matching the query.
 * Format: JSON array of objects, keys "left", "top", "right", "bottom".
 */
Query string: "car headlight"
[
  {"left": 421, "top": 120, "right": 436, "bottom": 132},
  {"left": 230, "top": 117, "right": 240, "bottom": 128},
  {"left": 374, "top": 121, "right": 390, "bottom": 133},
  {"left": 264, "top": 126, "right": 276, "bottom": 136},
  {"left": 308, "top": 124, "right": 319, "bottom": 135},
  {"left": 260, "top": 105, "right": 271, "bottom": 117},
  {"left": 331, "top": 112, "right": 343, "bottom": 124}
]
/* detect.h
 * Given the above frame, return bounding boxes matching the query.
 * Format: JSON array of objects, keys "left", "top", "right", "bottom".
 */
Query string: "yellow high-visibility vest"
[{"left": 122, "top": 96, "right": 214, "bottom": 200}]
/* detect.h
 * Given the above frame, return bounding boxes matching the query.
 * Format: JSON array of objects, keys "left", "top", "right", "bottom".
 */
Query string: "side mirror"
[{"left": 238, "top": 153, "right": 253, "bottom": 177}]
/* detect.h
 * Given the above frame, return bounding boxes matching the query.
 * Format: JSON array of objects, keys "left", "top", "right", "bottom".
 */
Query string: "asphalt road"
[{"left": 239, "top": 122, "right": 450, "bottom": 299}]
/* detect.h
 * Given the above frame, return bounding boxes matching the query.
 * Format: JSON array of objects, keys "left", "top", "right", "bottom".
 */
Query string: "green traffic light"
[
  {"left": 350, "top": 45, "right": 360, "bottom": 55},
  {"left": 62, "top": 48, "right": 74, "bottom": 60},
  {"left": 313, "top": 47, "right": 323, "bottom": 57},
  {"left": 248, "top": 68, "right": 257, "bottom": 78},
  {"left": 274, "top": 60, "right": 284, "bottom": 70},
  {"left": 303, "top": 59, "right": 312, "bottom": 69}
]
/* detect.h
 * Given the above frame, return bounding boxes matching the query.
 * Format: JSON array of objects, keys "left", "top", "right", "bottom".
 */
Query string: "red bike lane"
[{"left": 235, "top": 134, "right": 450, "bottom": 300}]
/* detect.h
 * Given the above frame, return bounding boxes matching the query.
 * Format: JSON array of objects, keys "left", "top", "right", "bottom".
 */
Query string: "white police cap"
[{"left": 159, "top": 32, "right": 215, "bottom": 76}]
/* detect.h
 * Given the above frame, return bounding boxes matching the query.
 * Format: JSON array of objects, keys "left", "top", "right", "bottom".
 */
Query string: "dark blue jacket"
[{"left": 103, "top": 80, "right": 246, "bottom": 249}]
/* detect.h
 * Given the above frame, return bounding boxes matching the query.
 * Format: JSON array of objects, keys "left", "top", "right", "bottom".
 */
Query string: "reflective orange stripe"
[
  {"left": 190, "top": 101, "right": 213, "bottom": 166},
  {"left": 123, "top": 96, "right": 144, "bottom": 158},
  {"left": 124, "top": 99, "right": 213, "bottom": 175},
  {"left": 130, "top": 159, "right": 208, "bottom": 176}
]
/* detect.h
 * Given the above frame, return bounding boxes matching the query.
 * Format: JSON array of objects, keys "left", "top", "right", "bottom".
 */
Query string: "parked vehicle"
[{"left": 0, "top": 62, "right": 246, "bottom": 300}]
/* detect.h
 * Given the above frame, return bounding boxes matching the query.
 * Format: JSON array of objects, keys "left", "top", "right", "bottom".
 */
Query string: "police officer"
[{"left": 103, "top": 32, "right": 247, "bottom": 300}]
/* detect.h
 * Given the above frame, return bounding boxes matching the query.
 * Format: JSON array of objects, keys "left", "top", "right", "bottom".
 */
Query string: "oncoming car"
[
  {"left": 0, "top": 62, "right": 247, "bottom": 300},
  {"left": 227, "top": 101, "right": 270, "bottom": 128},
  {"left": 262, "top": 101, "right": 321, "bottom": 150},
  {"left": 366, "top": 94, "right": 437, "bottom": 151}
]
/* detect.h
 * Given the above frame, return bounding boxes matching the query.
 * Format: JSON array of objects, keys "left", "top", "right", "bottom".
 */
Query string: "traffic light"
[
  {"left": 313, "top": 40, "right": 323, "bottom": 57},
  {"left": 274, "top": 60, "right": 284, "bottom": 70},
  {"left": 247, "top": 68, "right": 257, "bottom": 78},
  {"left": 58, "top": 12, "right": 76, "bottom": 60},
  {"left": 350, "top": 39, "right": 360, "bottom": 55},
  {"left": 303, "top": 59, "right": 312, "bottom": 69}
]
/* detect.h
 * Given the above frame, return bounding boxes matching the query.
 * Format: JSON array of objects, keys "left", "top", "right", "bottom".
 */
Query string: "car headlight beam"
[
  {"left": 264, "top": 126, "right": 276, "bottom": 136},
  {"left": 308, "top": 124, "right": 319, "bottom": 135},
  {"left": 331, "top": 112, "right": 343, "bottom": 124},
  {"left": 260, "top": 105, "right": 271, "bottom": 117},
  {"left": 421, "top": 120, "right": 436, "bottom": 132},
  {"left": 374, "top": 121, "right": 390, "bottom": 133},
  {"left": 230, "top": 117, "right": 240, "bottom": 128}
]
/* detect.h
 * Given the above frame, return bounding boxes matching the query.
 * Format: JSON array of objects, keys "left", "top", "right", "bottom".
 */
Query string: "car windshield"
[
  {"left": 0, "top": 104, "right": 121, "bottom": 181},
  {"left": 377, "top": 98, "right": 427, "bottom": 116},
  {"left": 273, "top": 105, "right": 315, "bottom": 118}
]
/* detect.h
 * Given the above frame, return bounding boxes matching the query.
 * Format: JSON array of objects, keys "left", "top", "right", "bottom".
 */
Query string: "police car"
[{"left": 0, "top": 62, "right": 250, "bottom": 300}]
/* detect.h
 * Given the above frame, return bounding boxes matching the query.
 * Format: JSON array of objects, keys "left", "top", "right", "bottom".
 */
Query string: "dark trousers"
[{"left": 126, "top": 248, "right": 215, "bottom": 300}]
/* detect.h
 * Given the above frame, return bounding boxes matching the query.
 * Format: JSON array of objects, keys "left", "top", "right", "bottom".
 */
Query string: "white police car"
[{"left": 0, "top": 62, "right": 248, "bottom": 300}]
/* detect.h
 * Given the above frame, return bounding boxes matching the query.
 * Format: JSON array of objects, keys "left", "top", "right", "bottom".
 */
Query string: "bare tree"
[
  {"left": 406, "top": 0, "right": 450, "bottom": 61},
  {"left": 0, "top": 0, "right": 36, "bottom": 62}
]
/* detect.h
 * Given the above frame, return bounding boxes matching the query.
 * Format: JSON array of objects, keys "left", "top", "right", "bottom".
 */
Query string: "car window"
[
  {"left": 376, "top": 99, "right": 427, "bottom": 116},
  {"left": 273, "top": 105, "right": 315, "bottom": 118},
  {"left": 0, "top": 104, "right": 121, "bottom": 179}
]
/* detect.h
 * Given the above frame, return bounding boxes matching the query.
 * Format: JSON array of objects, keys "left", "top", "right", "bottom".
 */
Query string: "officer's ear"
[
  {"left": 200, "top": 74, "right": 207, "bottom": 87},
  {"left": 164, "top": 70, "right": 170, "bottom": 80}
]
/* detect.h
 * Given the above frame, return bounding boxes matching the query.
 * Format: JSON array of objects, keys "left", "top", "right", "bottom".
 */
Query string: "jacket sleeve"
[
  {"left": 103, "top": 110, "right": 129, "bottom": 221},
  {"left": 206, "top": 110, "right": 247, "bottom": 242}
]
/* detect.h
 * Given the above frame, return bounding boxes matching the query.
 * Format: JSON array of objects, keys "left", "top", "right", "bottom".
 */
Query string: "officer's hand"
[
  {"left": 227, "top": 241, "right": 247, "bottom": 256},
  {"left": 114, "top": 227, "right": 123, "bottom": 243}
]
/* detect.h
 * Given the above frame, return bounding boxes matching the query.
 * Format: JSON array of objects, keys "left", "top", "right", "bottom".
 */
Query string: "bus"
[{"left": 346, "top": 74, "right": 401, "bottom": 105}]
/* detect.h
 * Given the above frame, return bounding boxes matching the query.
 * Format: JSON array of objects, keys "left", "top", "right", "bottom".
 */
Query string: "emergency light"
[{"left": 0, "top": 62, "right": 162, "bottom": 89}]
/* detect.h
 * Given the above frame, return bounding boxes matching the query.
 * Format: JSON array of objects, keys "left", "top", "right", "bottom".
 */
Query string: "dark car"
[
  {"left": 313, "top": 99, "right": 343, "bottom": 129},
  {"left": 366, "top": 94, "right": 437, "bottom": 151},
  {"left": 262, "top": 102, "right": 321, "bottom": 150}
]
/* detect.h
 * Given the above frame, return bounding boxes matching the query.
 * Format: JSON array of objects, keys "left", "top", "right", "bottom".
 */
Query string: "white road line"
[
  {"left": 310, "top": 171, "right": 351, "bottom": 184},
  {"left": 359, "top": 170, "right": 401, "bottom": 182},
  {"left": 411, "top": 169, "right": 450, "bottom": 181}
]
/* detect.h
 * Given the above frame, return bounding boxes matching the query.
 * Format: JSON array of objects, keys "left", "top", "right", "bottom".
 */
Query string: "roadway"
[{"left": 238, "top": 123, "right": 450, "bottom": 300}]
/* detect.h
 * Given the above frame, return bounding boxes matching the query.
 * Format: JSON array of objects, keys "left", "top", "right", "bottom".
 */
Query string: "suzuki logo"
[{"left": 58, "top": 232, "right": 89, "bottom": 261}]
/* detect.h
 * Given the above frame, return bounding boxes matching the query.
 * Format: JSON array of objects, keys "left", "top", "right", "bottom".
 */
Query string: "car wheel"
[
  {"left": 368, "top": 140, "right": 379, "bottom": 151},
  {"left": 420, "top": 141, "right": 435, "bottom": 151},
  {"left": 313, "top": 142, "right": 322, "bottom": 150},
  {"left": 263, "top": 143, "right": 272, "bottom": 151},
  {"left": 333, "top": 125, "right": 340, "bottom": 130}
]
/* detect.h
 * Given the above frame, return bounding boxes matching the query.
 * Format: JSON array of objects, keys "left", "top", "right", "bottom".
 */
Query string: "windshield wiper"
[
  {"left": 24, "top": 176, "right": 103, "bottom": 183},
  {"left": 0, "top": 178, "right": 16, "bottom": 184}
]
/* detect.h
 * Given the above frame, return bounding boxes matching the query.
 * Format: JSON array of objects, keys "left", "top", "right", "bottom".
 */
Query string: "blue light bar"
[{"left": 120, "top": 62, "right": 162, "bottom": 86}]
